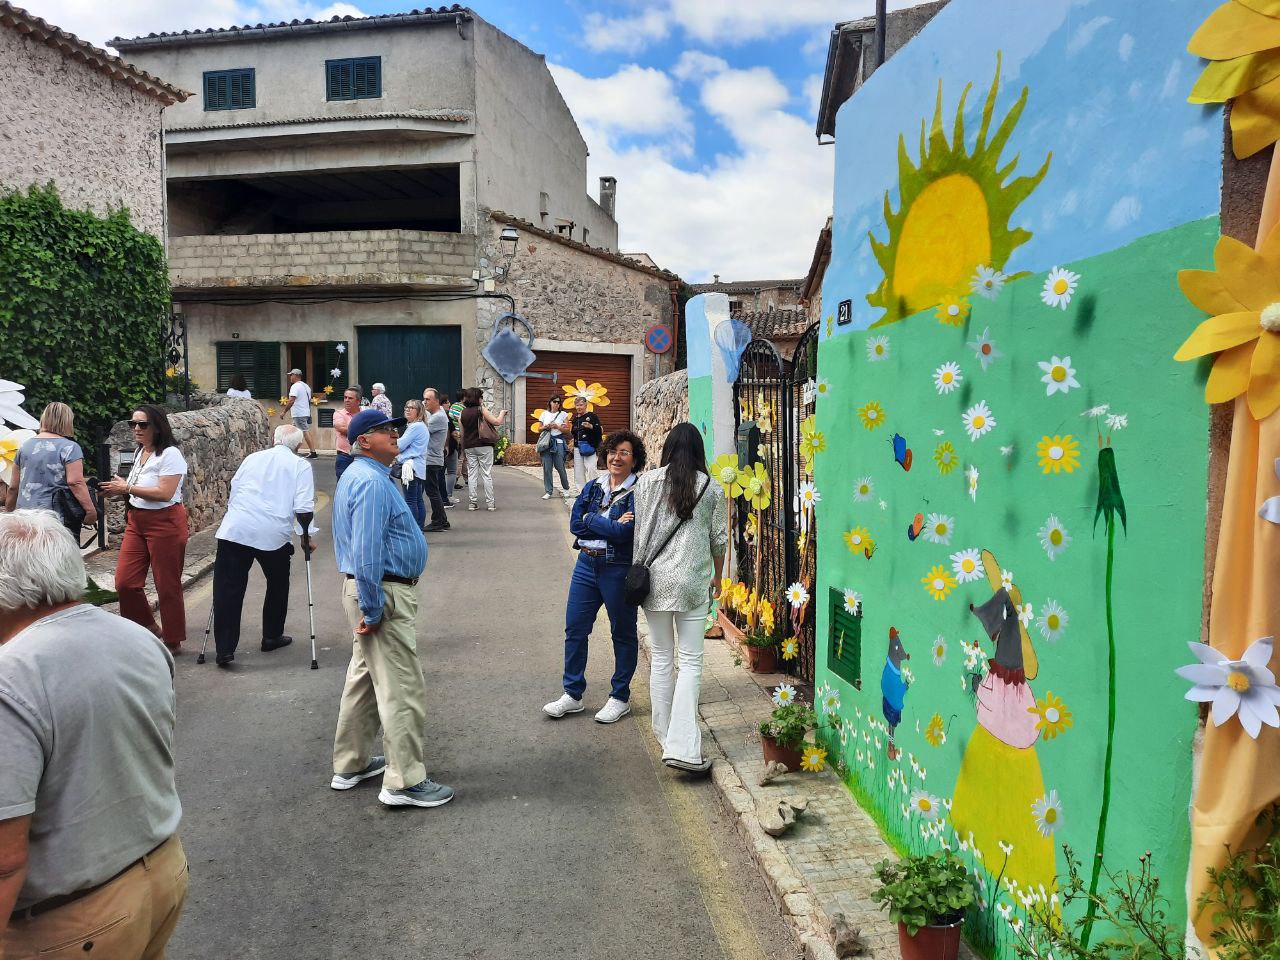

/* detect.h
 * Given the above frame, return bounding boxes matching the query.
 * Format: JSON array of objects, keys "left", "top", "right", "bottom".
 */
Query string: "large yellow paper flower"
[
  {"left": 800, "top": 745, "right": 827, "bottom": 772},
  {"left": 0, "top": 428, "right": 34, "bottom": 486},
  {"left": 1175, "top": 223, "right": 1280, "bottom": 418},
  {"left": 759, "top": 599, "right": 775, "bottom": 634},
  {"left": 1187, "top": 0, "right": 1280, "bottom": 159},
  {"left": 710, "top": 453, "right": 745, "bottom": 495},
  {"left": 740, "top": 462, "right": 771, "bottom": 511},
  {"left": 562, "top": 379, "right": 610, "bottom": 411}
]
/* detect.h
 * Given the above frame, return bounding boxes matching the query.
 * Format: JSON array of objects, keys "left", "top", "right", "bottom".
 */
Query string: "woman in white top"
[
  {"left": 537, "top": 395, "right": 572, "bottom": 499},
  {"left": 99, "top": 405, "right": 191, "bottom": 651},
  {"left": 225, "top": 373, "right": 252, "bottom": 399},
  {"left": 632, "top": 422, "right": 728, "bottom": 772}
]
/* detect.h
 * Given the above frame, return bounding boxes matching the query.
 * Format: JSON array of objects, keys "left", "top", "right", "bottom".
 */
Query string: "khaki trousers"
[
  {"left": 3, "top": 834, "right": 188, "bottom": 959},
  {"left": 331, "top": 579, "right": 427, "bottom": 790}
]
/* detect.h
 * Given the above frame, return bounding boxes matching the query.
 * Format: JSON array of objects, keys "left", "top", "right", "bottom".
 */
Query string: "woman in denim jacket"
[{"left": 543, "top": 430, "right": 647, "bottom": 725}]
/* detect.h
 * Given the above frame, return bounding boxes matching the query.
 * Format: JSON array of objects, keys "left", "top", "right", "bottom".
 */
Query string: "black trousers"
[
  {"left": 424, "top": 464, "right": 448, "bottom": 527},
  {"left": 213, "top": 538, "right": 292, "bottom": 658}
]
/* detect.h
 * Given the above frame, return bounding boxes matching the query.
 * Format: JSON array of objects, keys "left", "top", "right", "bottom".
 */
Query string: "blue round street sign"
[{"left": 645, "top": 323, "right": 673, "bottom": 354}]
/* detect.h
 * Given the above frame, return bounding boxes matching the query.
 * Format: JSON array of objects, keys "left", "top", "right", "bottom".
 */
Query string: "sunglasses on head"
[{"left": 129, "top": 420, "right": 152, "bottom": 429}]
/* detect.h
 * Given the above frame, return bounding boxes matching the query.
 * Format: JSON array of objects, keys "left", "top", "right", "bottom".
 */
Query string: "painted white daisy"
[
  {"left": 785, "top": 582, "right": 809, "bottom": 608},
  {"left": 1031, "top": 790, "right": 1064, "bottom": 837},
  {"left": 1177, "top": 636, "right": 1280, "bottom": 738},
  {"left": 932, "top": 428, "right": 945, "bottom": 436},
  {"left": 1037, "top": 599, "right": 1069, "bottom": 641},
  {"left": 1018, "top": 602, "right": 1034, "bottom": 625},
  {"left": 855, "top": 749, "right": 864, "bottom": 763},
  {"left": 909, "top": 790, "right": 942, "bottom": 820},
  {"left": 1038, "top": 515, "right": 1072, "bottom": 560},
  {"left": 798, "top": 480, "right": 821, "bottom": 508},
  {"left": 933, "top": 361, "right": 964, "bottom": 395},
  {"left": 967, "top": 327, "right": 1003, "bottom": 371},
  {"left": 1038, "top": 356, "right": 1081, "bottom": 396},
  {"left": 816, "top": 377, "right": 831, "bottom": 398},
  {"left": 1000, "top": 569, "right": 1014, "bottom": 591},
  {"left": 932, "top": 636, "right": 947, "bottom": 666},
  {"left": 1106, "top": 412, "right": 1128, "bottom": 431},
  {"left": 1082, "top": 403, "right": 1111, "bottom": 418},
  {"left": 997, "top": 902, "right": 1014, "bottom": 921},
  {"left": 971, "top": 264, "right": 1007, "bottom": 300},
  {"left": 822, "top": 688, "right": 842, "bottom": 715},
  {"left": 839, "top": 721, "right": 851, "bottom": 746},
  {"left": 853, "top": 476, "right": 874, "bottom": 502},
  {"left": 772, "top": 683, "right": 798, "bottom": 707},
  {"left": 843, "top": 589, "right": 862, "bottom": 616},
  {"left": 966, "top": 464, "right": 979, "bottom": 501},
  {"left": 950, "top": 548, "right": 985, "bottom": 583},
  {"left": 866, "top": 335, "right": 890, "bottom": 362},
  {"left": 998, "top": 840, "right": 1015, "bottom": 857},
  {"left": 922, "top": 513, "right": 955, "bottom": 545},
  {"left": 1041, "top": 266, "right": 1080, "bottom": 309},
  {"left": 962, "top": 401, "right": 996, "bottom": 441}
]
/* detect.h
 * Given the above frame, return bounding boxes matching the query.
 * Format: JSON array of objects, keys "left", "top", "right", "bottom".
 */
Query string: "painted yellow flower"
[
  {"left": 1028, "top": 691, "right": 1074, "bottom": 741},
  {"left": 935, "top": 294, "right": 971, "bottom": 327},
  {"left": 266, "top": 406, "right": 278, "bottom": 416},
  {"left": 1187, "top": 1, "right": 1280, "bottom": 159},
  {"left": 1175, "top": 222, "right": 1280, "bottom": 418},
  {"left": 1036, "top": 434, "right": 1081, "bottom": 474},
  {"left": 740, "top": 462, "right": 771, "bottom": 511},
  {"left": 719, "top": 577, "right": 734, "bottom": 603},
  {"left": 934, "top": 441, "right": 959, "bottom": 475},
  {"left": 922, "top": 565, "right": 958, "bottom": 601},
  {"left": 562, "top": 378, "right": 610, "bottom": 410},
  {"left": 781, "top": 636, "right": 799, "bottom": 660},
  {"left": 843, "top": 527, "right": 876, "bottom": 557},
  {"left": 759, "top": 599, "right": 775, "bottom": 634},
  {"left": 858, "top": 401, "right": 886, "bottom": 431},
  {"left": 711, "top": 453, "right": 745, "bottom": 496},
  {"left": 800, "top": 745, "right": 827, "bottom": 772},
  {"left": 925, "top": 713, "right": 946, "bottom": 747}
]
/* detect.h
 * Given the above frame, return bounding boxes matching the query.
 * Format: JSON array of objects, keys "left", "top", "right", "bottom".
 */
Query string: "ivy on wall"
[{"left": 0, "top": 184, "right": 169, "bottom": 462}]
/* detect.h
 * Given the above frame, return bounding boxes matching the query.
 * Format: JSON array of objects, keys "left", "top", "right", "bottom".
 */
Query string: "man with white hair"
[
  {"left": 370, "top": 382, "right": 393, "bottom": 418},
  {"left": 0, "top": 509, "right": 186, "bottom": 955},
  {"left": 210, "top": 425, "right": 316, "bottom": 668}
]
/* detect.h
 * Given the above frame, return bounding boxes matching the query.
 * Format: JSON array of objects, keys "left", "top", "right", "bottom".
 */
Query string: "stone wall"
[
  {"left": 106, "top": 398, "right": 271, "bottom": 535},
  {"left": 633, "top": 369, "right": 688, "bottom": 463},
  {"left": 0, "top": 25, "right": 167, "bottom": 237}
]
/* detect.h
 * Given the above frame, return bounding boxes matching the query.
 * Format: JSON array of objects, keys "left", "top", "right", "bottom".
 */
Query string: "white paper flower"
[
  {"left": 1000, "top": 569, "right": 1014, "bottom": 591},
  {"left": 853, "top": 476, "right": 874, "bottom": 502},
  {"left": 772, "top": 683, "right": 798, "bottom": 707},
  {"left": 0, "top": 380, "right": 39, "bottom": 430},
  {"left": 1082, "top": 403, "right": 1111, "bottom": 418},
  {"left": 879, "top": 498, "right": 888, "bottom": 511},
  {"left": 1037, "top": 600, "right": 1069, "bottom": 642},
  {"left": 1106, "top": 413, "right": 1128, "bottom": 431},
  {"left": 1176, "top": 637, "right": 1280, "bottom": 738},
  {"left": 932, "top": 636, "right": 947, "bottom": 666},
  {"left": 816, "top": 377, "right": 830, "bottom": 398},
  {"left": 967, "top": 328, "right": 1003, "bottom": 371},
  {"left": 335, "top": 343, "right": 347, "bottom": 354},
  {"left": 966, "top": 464, "right": 980, "bottom": 502},
  {"left": 1018, "top": 602, "right": 1034, "bottom": 625},
  {"left": 934, "top": 361, "right": 964, "bottom": 395},
  {"left": 1038, "top": 515, "right": 1072, "bottom": 560},
  {"left": 950, "top": 548, "right": 985, "bottom": 583},
  {"left": 910, "top": 790, "right": 942, "bottom": 820},
  {"left": 866, "top": 335, "right": 890, "bottom": 362},
  {"left": 923, "top": 513, "right": 955, "bottom": 545},
  {"left": 1000, "top": 444, "right": 1014, "bottom": 457},
  {"left": 962, "top": 402, "right": 996, "bottom": 441},
  {"left": 330, "top": 367, "right": 343, "bottom": 379},
  {"left": 1041, "top": 266, "right": 1080, "bottom": 309},
  {"left": 785, "top": 582, "right": 809, "bottom": 608},
  {"left": 1031, "top": 789, "right": 1064, "bottom": 837},
  {"left": 1039, "top": 356, "right": 1081, "bottom": 396},
  {"left": 822, "top": 688, "right": 842, "bottom": 715},
  {"left": 843, "top": 589, "right": 862, "bottom": 616},
  {"left": 798, "top": 480, "right": 821, "bottom": 508},
  {"left": 971, "top": 264, "right": 1007, "bottom": 300}
]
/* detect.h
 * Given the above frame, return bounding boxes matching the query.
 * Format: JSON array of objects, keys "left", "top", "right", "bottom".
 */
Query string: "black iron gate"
[{"left": 788, "top": 323, "right": 820, "bottom": 682}]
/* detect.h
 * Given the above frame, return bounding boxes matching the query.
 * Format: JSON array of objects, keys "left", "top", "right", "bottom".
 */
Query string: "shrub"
[{"left": 873, "top": 851, "right": 974, "bottom": 936}]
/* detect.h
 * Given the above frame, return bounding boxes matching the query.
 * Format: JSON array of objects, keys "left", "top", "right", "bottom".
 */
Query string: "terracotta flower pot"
[
  {"left": 718, "top": 609, "right": 745, "bottom": 645},
  {"left": 744, "top": 643, "right": 778, "bottom": 673},
  {"left": 761, "top": 734, "right": 804, "bottom": 772},
  {"left": 897, "top": 919, "right": 963, "bottom": 960}
]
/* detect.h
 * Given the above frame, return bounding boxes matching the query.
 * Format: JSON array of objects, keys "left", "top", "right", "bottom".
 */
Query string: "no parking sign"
[{"left": 645, "top": 323, "right": 673, "bottom": 354}]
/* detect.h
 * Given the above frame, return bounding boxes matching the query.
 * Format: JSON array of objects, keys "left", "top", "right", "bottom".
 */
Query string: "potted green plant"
[
  {"left": 758, "top": 700, "right": 819, "bottom": 771},
  {"left": 741, "top": 626, "right": 779, "bottom": 673},
  {"left": 872, "top": 852, "right": 973, "bottom": 960}
]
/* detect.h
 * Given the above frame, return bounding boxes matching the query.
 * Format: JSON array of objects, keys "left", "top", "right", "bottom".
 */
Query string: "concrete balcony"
[{"left": 168, "top": 229, "right": 476, "bottom": 292}]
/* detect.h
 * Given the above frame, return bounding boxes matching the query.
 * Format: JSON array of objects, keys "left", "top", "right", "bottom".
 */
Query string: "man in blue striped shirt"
[{"left": 329, "top": 409, "right": 454, "bottom": 809}]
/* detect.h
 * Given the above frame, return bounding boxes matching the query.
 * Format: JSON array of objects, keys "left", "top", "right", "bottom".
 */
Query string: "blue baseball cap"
[{"left": 348, "top": 408, "right": 406, "bottom": 442}]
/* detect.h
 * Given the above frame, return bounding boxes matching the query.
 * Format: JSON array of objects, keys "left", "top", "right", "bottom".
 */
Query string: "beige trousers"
[
  {"left": 3, "top": 834, "right": 188, "bottom": 960},
  {"left": 331, "top": 579, "right": 427, "bottom": 790}
]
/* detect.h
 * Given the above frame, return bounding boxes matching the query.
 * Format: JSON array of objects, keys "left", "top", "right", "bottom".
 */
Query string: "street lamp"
[{"left": 475, "top": 224, "right": 520, "bottom": 292}]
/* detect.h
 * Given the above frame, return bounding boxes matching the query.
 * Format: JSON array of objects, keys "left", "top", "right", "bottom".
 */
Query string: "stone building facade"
[
  {"left": 0, "top": 2, "right": 187, "bottom": 237},
  {"left": 690, "top": 278, "right": 804, "bottom": 317}
]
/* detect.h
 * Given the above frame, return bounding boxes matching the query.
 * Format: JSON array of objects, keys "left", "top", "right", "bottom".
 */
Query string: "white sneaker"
[
  {"left": 541, "top": 493, "right": 553, "bottom": 500},
  {"left": 543, "top": 693, "right": 584, "bottom": 718},
  {"left": 486, "top": 505, "right": 496, "bottom": 511},
  {"left": 594, "top": 697, "right": 631, "bottom": 724},
  {"left": 561, "top": 491, "right": 573, "bottom": 499}
]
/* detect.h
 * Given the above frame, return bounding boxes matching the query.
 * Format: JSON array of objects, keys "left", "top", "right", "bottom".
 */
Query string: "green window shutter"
[
  {"left": 204, "top": 68, "right": 254, "bottom": 111},
  {"left": 353, "top": 57, "right": 381, "bottom": 98},
  {"left": 828, "top": 587, "right": 862, "bottom": 688},
  {"left": 326, "top": 59, "right": 353, "bottom": 100},
  {"left": 215, "top": 342, "right": 243, "bottom": 392},
  {"left": 255, "top": 341, "right": 281, "bottom": 400}
]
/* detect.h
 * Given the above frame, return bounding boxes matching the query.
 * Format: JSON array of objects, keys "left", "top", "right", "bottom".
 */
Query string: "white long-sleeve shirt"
[{"left": 215, "top": 445, "right": 316, "bottom": 551}]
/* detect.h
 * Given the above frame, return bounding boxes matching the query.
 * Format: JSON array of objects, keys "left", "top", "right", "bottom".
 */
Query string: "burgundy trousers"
[{"left": 115, "top": 503, "right": 189, "bottom": 648}]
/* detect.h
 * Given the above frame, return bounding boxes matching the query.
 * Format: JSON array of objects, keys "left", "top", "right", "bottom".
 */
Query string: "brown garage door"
[{"left": 526, "top": 350, "right": 632, "bottom": 437}]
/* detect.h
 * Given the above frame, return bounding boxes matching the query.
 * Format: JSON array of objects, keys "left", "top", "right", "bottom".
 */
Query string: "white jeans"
[
  {"left": 572, "top": 447, "right": 597, "bottom": 490},
  {"left": 646, "top": 603, "right": 710, "bottom": 763},
  {"left": 465, "top": 446, "right": 495, "bottom": 507}
]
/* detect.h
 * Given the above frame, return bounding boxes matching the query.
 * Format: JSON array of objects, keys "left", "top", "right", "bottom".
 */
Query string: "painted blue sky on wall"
[{"left": 824, "top": 0, "right": 1223, "bottom": 335}]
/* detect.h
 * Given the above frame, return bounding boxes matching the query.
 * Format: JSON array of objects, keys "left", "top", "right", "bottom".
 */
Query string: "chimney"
[
  {"left": 713, "top": 274, "right": 720, "bottom": 283},
  {"left": 599, "top": 176, "right": 617, "bottom": 219}
]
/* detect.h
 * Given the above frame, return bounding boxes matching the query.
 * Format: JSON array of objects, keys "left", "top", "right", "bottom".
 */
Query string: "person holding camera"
[
  {"left": 99, "top": 406, "right": 189, "bottom": 652},
  {"left": 3, "top": 402, "right": 98, "bottom": 539}
]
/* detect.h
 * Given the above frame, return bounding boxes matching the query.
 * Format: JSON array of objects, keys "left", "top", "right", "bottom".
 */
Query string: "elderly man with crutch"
[{"left": 203, "top": 425, "right": 315, "bottom": 668}]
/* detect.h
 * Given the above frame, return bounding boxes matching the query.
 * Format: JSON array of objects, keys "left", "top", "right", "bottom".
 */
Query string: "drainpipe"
[
  {"left": 669, "top": 280, "right": 681, "bottom": 376},
  {"left": 874, "top": 0, "right": 887, "bottom": 68}
]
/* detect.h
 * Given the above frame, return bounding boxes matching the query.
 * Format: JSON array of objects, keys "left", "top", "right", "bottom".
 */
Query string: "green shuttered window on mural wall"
[{"left": 828, "top": 587, "right": 862, "bottom": 689}]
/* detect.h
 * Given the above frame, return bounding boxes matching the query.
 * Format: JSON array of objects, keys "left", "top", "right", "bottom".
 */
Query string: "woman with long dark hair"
[
  {"left": 99, "top": 404, "right": 190, "bottom": 651},
  {"left": 632, "top": 422, "right": 727, "bottom": 772}
]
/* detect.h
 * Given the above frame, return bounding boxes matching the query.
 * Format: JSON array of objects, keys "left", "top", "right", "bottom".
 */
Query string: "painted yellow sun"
[{"left": 866, "top": 54, "right": 1050, "bottom": 327}]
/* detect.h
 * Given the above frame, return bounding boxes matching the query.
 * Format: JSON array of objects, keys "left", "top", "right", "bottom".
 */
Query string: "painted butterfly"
[
  {"left": 892, "top": 433, "right": 912, "bottom": 471},
  {"left": 906, "top": 512, "right": 924, "bottom": 542}
]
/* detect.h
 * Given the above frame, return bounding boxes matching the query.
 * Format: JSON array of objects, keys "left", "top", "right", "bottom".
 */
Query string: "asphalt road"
[{"left": 166, "top": 463, "right": 800, "bottom": 960}]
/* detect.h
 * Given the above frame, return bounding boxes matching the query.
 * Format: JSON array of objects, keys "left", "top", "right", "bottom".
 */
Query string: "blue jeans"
[
  {"left": 335, "top": 451, "right": 354, "bottom": 480},
  {"left": 404, "top": 477, "right": 426, "bottom": 529},
  {"left": 562, "top": 553, "right": 638, "bottom": 702},
  {"left": 541, "top": 444, "right": 570, "bottom": 495}
]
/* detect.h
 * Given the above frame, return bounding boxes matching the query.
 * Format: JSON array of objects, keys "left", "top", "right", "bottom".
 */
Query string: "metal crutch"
[
  {"left": 300, "top": 525, "right": 318, "bottom": 670},
  {"left": 196, "top": 602, "right": 215, "bottom": 664}
]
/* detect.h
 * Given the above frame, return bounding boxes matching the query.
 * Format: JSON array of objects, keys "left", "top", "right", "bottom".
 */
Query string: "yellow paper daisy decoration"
[
  {"left": 1036, "top": 435, "right": 1081, "bottom": 475},
  {"left": 781, "top": 636, "right": 799, "bottom": 660},
  {"left": 843, "top": 527, "right": 876, "bottom": 557},
  {"left": 1028, "top": 691, "right": 1074, "bottom": 741},
  {"left": 1187, "top": 1, "right": 1280, "bottom": 159},
  {"left": 935, "top": 294, "right": 971, "bottom": 327},
  {"left": 740, "top": 462, "right": 772, "bottom": 511},
  {"left": 922, "top": 564, "right": 958, "bottom": 601},
  {"left": 710, "top": 453, "right": 745, "bottom": 496},
  {"left": 800, "top": 745, "right": 827, "bottom": 772}
]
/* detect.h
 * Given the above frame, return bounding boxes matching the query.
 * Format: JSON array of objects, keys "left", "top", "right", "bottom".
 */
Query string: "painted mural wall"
[{"left": 812, "top": 0, "right": 1221, "bottom": 953}]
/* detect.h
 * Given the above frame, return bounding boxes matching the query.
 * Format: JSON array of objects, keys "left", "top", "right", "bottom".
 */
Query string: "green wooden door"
[{"left": 356, "top": 326, "right": 462, "bottom": 412}]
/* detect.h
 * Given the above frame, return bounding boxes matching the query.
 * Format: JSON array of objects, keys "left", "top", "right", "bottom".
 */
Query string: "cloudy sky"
[{"left": 32, "top": 0, "right": 927, "bottom": 282}]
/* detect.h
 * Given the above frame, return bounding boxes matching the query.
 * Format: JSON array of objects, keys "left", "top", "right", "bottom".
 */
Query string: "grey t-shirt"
[
  {"left": 425, "top": 408, "right": 448, "bottom": 466},
  {"left": 15, "top": 436, "right": 82, "bottom": 512},
  {"left": 0, "top": 605, "right": 181, "bottom": 909}
]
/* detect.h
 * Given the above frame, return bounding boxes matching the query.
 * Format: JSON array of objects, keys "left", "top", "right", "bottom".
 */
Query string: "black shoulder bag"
[{"left": 623, "top": 478, "right": 709, "bottom": 606}]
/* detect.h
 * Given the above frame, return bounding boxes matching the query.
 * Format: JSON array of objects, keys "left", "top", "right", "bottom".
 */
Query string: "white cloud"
[
  {"left": 32, "top": 1, "right": 365, "bottom": 50},
  {"left": 1066, "top": 15, "right": 1112, "bottom": 54},
  {"left": 1104, "top": 195, "right": 1141, "bottom": 231},
  {"left": 582, "top": 8, "right": 669, "bottom": 54},
  {"left": 1118, "top": 33, "right": 1134, "bottom": 61},
  {"left": 672, "top": 50, "right": 728, "bottom": 82},
  {"left": 802, "top": 72, "right": 825, "bottom": 119},
  {"left": 549, "top": 64, "right": 692, "bottom": 140}
]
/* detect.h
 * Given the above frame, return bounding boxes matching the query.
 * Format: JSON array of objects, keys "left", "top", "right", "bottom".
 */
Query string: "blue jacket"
[{"left": 570, "top": 476, "right": 636, "bottom": 565}]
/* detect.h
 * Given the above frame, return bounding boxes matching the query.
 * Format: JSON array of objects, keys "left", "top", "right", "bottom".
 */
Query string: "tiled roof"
[
  {"left": 487, "top": 210, "right": 682, "bottom": 283},
  {"left": 112, "top": 6, "right": 472, "bottom": 48},
  {"left": 169, "top": 110, "right": 472, "bottom": 133},
  {"left": 738, "top": 308, "right": 812, "bottom": 340},
  {"left": 0, "top": 1, "right": 189, "bottom": 104},
  {"left": 691, "top": 278, "right": 804, "bottom": 294}
]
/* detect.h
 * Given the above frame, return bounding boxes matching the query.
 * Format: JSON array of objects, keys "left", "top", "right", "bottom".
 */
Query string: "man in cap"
[
  {"left": 209, "top": 424, "right": 316, "bottom": 668},
  {"left": 329, "top": 408, "right": 454, "bottom": 808},
  {"left": 284, "top": 368, "right": 319, "bottom": 460}
]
